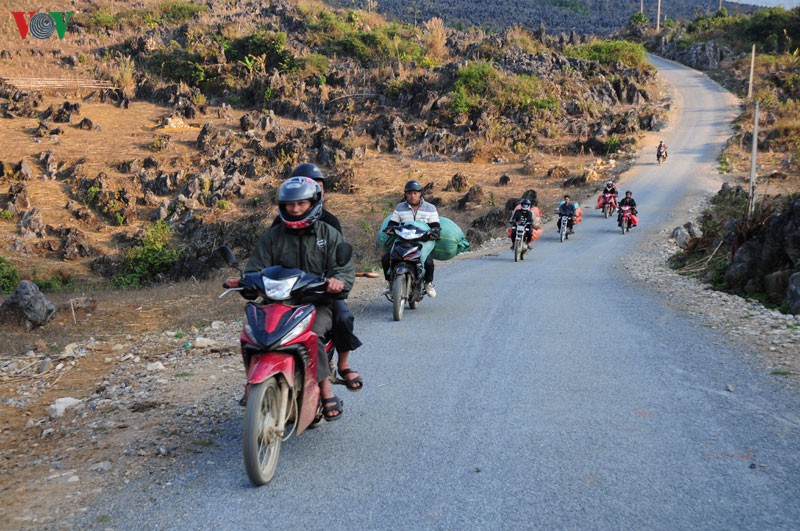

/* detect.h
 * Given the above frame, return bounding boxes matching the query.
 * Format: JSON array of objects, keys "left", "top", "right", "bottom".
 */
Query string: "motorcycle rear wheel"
[
  {"left": 392, "top": 275, "right": 406, "bottom": 321},
  {"left": 243, "top": 377, "right": 282, "bottom": 486}
]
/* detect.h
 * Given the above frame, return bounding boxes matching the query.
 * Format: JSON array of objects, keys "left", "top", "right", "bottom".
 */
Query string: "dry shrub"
[
  {"left": 424, "top": 17, "right": 448, "bottom": 60},
  {"left": 101, "top": 53, "right": 136, "bottom": 97}
]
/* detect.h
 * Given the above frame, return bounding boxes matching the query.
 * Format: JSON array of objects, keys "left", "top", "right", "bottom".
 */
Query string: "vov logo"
[{"left": 11, "top": 11, "right": 74, "bottom": 40}]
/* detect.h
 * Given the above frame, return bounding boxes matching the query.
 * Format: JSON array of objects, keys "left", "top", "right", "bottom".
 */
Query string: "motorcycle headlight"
[
  {"left": 263, "top": 275, "right": 299, "bottom": 301},
  {"left": 280, "top": 312, "right": 313, "bottom": 346},
  {"left": 396, "top": 227, "right": 421, "bottom": 240}
]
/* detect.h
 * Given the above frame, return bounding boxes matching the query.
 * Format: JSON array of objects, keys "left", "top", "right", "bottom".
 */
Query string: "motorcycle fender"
[
  {"left": 247, "top": 354, "right": 295, "bottom": 388},
  {"left": 394, "top": 263, "right": 410, "bottom": 276}
]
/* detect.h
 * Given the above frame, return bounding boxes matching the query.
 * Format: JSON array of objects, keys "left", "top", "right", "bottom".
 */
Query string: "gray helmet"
[
  {"left": 404, "top": 180, "right": 422, "bottom": 192},
  {"left": 291, "top": 162, "right": 325, "bottom": 182},
  {"left": 277, "top": 177, "right": 323, "bottom": 230}
]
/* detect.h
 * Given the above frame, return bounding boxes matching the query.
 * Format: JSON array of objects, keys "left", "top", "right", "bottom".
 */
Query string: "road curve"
[{"left": 74, "top": 57, "right": 800, "bottom": 530}]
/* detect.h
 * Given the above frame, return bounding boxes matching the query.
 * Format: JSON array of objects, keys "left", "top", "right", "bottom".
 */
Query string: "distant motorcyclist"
[
  {"left": 557, "top": 195, "right": 577, "bottom": 235},
  {"left": 596, "top": 180, "right": 618, "bottom": 210},
  {"left": 381, "top": 180, "right": 441, "bottom": 298},
  {"left": 509, "top": 198, "right": 535, "bottom": 250},
  {"left": 657, "top": 141, "right": 668, "bottom": 163}
]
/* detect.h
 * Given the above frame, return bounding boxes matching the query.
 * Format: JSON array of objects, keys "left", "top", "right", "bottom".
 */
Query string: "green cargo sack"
[
  {"left": 376, "top": 217, "right": 435, "bottom": 262},
  {"left": 376, "top": 215, "right": 395, "bottom": 251},
  {"left": 376, "top": 216, "right": 468, "bottom": 261},
  {"left": 430, "top": 217, "right": 469, "bottom": 261}
]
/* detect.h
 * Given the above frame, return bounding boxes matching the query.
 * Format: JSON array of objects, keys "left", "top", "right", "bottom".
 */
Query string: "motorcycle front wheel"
[
  {"left": 604, "top": 205, "right": 610, "bottom": 219},
  {"left": 392, "top": 274, "right": 406, "bottom": 321},
  {"left": 621, "top": 218, "right": 627, "bottom": 234},
  {"left": 514, "top": 238, "right": 521, "bottom": 262},
  {"left": 243, "top": 377, "right": 282, "bottom": 486}
]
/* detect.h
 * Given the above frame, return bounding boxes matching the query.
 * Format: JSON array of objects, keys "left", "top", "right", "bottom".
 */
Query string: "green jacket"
[{"left": 245, "top": 221, "right": 355, "bottom": 295}]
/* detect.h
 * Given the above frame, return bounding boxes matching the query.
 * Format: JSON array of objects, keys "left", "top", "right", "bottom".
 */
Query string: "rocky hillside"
[
  {"left": 326, "top": 0, "right": 760, "bottom": 37},
  {"left": 0, "top": 0, "right": 667, "bottom": 295}
]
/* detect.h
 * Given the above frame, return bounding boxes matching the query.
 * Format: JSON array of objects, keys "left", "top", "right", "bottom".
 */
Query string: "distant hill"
[{"left": 326, "top": 0, "right": 760, "bottom": 36}]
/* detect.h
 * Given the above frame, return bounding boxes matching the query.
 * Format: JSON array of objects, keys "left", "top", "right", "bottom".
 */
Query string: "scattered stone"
[
  {"left": 49, "top": 397, "right": 82, "bottom": 418},
  {"left": 193, "top": 337, "right": 215, "bottom": 348},
  {"left": 89, "top": 461, "right": 112, "bottom": 473}
]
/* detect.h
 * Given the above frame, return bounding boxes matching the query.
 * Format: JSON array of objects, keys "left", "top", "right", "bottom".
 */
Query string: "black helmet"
[
  {"left": 291, "top": 162, "right": 325, "bottom": 182},
  {"left": 625, "top": 190, "right": 632, "bottom": 195},
  {"left": 520, "top": 198, "right": 532, "bottom": 209},
  {"left": 404, "top": 180, "right": 422, "bottom": 192},
  {"left": 278, "top": 177, "right": 323, "bottom": 230}
]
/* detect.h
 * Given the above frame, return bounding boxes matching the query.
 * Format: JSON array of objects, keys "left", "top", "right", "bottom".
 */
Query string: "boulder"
[
  {"left": 763, "top": 270, "right": 794, "bottom": 299},
  {"left": 788, "top": 273, "right": 800, "bottom": 315},
  {"left": 456, "top": 185, "right": 484, "bottom": 210},
  {"left": 672, "top": 226, "right": 691, "bottom": 249},
  {"left": 0, "top": 280, "right": 57, "bottom": 328},
  {"left": 444, "top": 173, "right": 469, "bottom": 192}
]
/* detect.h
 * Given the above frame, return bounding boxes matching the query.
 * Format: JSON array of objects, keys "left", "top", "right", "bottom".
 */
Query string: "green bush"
[
  {"left": 111, "top": 220, "right": 182, "bottom": 288},
  {"left": 159, "top": 1, "right": 207, "bottom": 24},
  {"left": 455, "top": 62, "right": 498, "bottom": 97},
  {"left": 566, "top": 40, "right": 648, "bottom": 70},
  {"left": 31, "top": 271, "right": 75, "bottom": 292},
  {"left": 0, "top": 210, "right": 13, "bottom": 220},
  {"left": 0, "top": 257, "right": 20, "bottom": 293},
  {"left": 627, "top": 11, "right": 649, "bottom": 31}
]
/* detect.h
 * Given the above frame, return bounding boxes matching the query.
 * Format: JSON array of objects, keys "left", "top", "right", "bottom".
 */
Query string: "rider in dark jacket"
[
  {"left": 510, "top": 198, "right": 534, "bottom": 248},
  {"left": 246, "top": 176, "right": 353, "bottom": 420},
  {"left": 618, "top": 191, "right": 638, "bottom": 228},
  {"left": 557, "top": 195, "right": 577, "bottom": 234},
  {"left": 269, "top": 163, "right": 363, "bottom": 392}
]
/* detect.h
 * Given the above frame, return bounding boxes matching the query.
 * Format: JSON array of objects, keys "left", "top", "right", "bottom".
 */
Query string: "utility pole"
[
  {"left": 747, "top": 44, "right": 756, "bottom": 100},
  {"left": 640, "top": 0, "right": 644, "bottom": 14},
  {"left": 656, "top": 0, "right": 662, "bottom": 32},
  {"left": 719, "top": 0, "right": 723, "bottom": 12},
  {"left": 748, "top": 101, "right": 759, "bottom": 220}
]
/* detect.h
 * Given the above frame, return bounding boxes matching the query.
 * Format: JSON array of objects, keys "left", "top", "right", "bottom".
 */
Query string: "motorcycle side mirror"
[
  {"left": 218, "top": 245, "right": 239, "bottom": 269},
  {"left": 335, "top": 242, "right": 353, "bottom": 267}
]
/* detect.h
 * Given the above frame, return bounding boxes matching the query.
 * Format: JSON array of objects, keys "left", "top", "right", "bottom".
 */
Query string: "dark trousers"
[
  {"left": 331, "top": 299, "right": 362, "bottom": 353},
  {"left": 311, "top": 304, "right": 333, "bottom": 383},
  {"left": 511, "top": 226, "right": 532, "bottom": 243},
  {"left": 382, "top": 253, "right": 434, "bottom": 283}
]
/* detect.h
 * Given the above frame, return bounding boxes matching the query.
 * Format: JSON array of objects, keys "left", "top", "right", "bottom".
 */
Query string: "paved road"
[{"left": 75, "top": 57, "right": 800, "bottom": 530}]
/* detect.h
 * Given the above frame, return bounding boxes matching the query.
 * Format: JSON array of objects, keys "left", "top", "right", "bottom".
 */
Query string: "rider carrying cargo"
[
  {"left": 618, "top": 190, "right": 638, "bottom": 228},
  {"left": 245, "top": 176, "right": 354, "bottom": 420},
  {"left": 509, "top": 198, "right": 535, "bottom": 250},
  {"left": 557, "top": 195, "right": 577, "bottom": 235},
  {"left": 381, "top": 180, "right": 441, "bottom": 298},
  {"left": 596, "top": 180, "right": 618, "bottom": 210}
]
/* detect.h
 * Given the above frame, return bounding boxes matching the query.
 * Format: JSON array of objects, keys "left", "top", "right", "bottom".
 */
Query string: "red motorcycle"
[
  {"left": 601, "top": 193, "right": 617, "bottom": 219},
  {"left": 218, "top": 244, "right": 351, "bottom": 486},
  {"left": 619, "top": 205, "right": 634, "bottom": 234}
]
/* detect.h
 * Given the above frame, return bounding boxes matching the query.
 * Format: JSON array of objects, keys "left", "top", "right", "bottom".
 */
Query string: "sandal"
[
  {"left": 337, "top": 368, "right": 363, "bottom": 392},
  {"left": 321, "top": 395, "right": 343, "bottom": 421}
]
